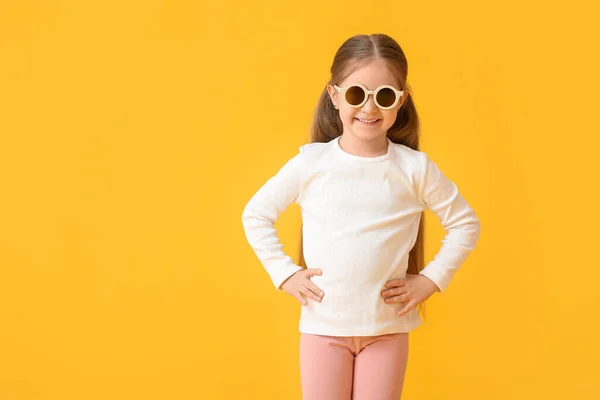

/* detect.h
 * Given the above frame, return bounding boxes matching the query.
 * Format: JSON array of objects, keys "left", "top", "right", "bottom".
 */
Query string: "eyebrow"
[{"left": 344, "top": 82, "right": 400, "bottom": 90}]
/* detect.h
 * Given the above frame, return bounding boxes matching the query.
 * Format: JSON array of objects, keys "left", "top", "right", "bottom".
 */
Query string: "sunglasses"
[{"left": 333, "top": 83, "right": 404, "bottom": 110}]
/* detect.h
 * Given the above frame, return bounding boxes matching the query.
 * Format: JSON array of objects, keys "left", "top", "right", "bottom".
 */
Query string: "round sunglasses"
[{"left": 333, "top": 83, "right": 404, "bottom": 110}]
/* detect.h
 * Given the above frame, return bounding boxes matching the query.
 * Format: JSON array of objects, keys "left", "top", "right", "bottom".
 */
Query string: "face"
[{"left": 327, "top": 58, "right": 407, "bottom": 142}]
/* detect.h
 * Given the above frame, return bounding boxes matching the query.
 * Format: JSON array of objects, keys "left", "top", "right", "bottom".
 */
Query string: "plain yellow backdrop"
[{"left": 1, "top": 0, "right": 599, "bottom": 399}]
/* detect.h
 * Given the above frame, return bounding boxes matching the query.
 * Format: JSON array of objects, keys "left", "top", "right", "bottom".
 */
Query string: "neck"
[{"left": 338, "top": 134, "right": 389, "bottom": 157}]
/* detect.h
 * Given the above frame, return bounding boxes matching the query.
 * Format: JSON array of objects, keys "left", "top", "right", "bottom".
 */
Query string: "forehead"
[{"left": 339, "top": 59, "right": 399, "bottom": 89}]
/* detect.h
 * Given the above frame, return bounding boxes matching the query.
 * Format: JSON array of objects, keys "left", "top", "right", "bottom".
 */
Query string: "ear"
[
  {"left": 326, "top": 84, "right": 337, "bottom": 106},
  {"left": 397, "top": 91, "right": 408, "bottom": 110}
]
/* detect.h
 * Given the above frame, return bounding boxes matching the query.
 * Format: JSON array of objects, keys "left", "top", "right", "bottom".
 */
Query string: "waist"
[{"left": 299, "top": 297, "right": 422, "bottom": 336}]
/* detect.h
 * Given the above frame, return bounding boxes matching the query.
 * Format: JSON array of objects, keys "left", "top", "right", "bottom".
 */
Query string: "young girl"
[{"left": 241, "top": 33, "right": 481, "bottom": 400}]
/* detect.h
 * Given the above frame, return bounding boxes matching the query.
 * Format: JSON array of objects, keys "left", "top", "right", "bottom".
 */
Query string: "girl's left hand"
[{"left": 381, "top": 273, "right": 440, "bottom": 317}]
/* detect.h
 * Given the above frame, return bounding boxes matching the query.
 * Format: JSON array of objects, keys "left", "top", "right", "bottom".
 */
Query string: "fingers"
[
  {"left": 305, "top": 268, "right": 322, "bottom": 278},
  {"left": 295, "top": 292, "right": 308, "bottom": 306},
  {"left": 303, "top": 269, "right": 325, "bottom": 300},
  {"left": 397, "top": 299, "right": 417, "bottom": 317},
  {"left": 384, "top": 279, "right": 406, "bottom": 288},
  {"left": 299, "top": 285, "right": 322, "bottom": 303},
  {"left": 289, "top": 269, "right": 324, "bottom": 306},
  {"left": 382, "top": 286, "right": 409, "bottom": 307},
  {"left": 384, "top": 293, "right": 408, "bottom": 304},
  {"left": 381, "top": 286, "right": 407, "bottom": 299},
  {"left": 305, "top": 281, "right": 325, "bottom": 299}
]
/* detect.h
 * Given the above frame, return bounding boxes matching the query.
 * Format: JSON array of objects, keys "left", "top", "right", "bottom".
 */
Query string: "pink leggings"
[{"left": 299, "top": 332, "right": 409, "bottom": 400}]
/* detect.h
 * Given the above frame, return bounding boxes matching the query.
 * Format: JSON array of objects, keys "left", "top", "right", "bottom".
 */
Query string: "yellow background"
[{"left": 1, "top": 0, "right": 599, "bottom": 399}]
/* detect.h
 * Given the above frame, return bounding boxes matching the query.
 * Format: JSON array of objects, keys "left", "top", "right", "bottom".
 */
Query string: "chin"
[{"left": 348, "top": 129, "right": 387, "bottom": 141}]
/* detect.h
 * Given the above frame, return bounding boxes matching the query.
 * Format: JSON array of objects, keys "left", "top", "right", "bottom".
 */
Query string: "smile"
[{"left": 355, "top": 118, "right": 380, "bottom": 124}]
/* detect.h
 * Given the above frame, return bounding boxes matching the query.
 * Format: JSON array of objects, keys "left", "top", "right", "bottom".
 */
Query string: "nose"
[{"left": 361, "top": 94, "right": 378, "bottom": 113}]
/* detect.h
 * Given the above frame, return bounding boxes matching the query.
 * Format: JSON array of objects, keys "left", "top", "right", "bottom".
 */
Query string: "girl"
[{"left": 241, "top": 33, "right": 481, "bottom": 400}]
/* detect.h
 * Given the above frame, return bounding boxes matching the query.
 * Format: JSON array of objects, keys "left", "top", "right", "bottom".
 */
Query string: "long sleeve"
[
  {"left": 417, "top": 154, "right": 481, "bottom": 293},
  {"left": 241, "top": 150, "right": 305, "bottom": 290}
]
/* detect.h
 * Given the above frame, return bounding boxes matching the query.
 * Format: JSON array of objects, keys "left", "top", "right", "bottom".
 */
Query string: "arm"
[
  {"left": 417, "top": 154, "right": 481, "bottom": 293},
  {"left": 241, "top": 150, "right": 305, "bottom": 290}
]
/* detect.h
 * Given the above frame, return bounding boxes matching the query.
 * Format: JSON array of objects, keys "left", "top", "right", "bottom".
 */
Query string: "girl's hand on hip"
[
  {"left": 281, "top": 269, "right": 325, "bottom": 306},
  {"left": 381, "top": 273, "right": 440, "bottom": 317}
]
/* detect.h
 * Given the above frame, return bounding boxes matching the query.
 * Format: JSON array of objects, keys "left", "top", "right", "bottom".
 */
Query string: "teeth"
[{"left": 358, "top": 118, "right": 378, "bottom": 123}]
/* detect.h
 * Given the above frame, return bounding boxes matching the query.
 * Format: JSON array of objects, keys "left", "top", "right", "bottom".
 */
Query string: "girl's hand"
[
  {"left": 381, "top": 273, "right": 439, "bottom": 317},
  {"left": 281, "top": 269, "right": 325, "bottom": 306}
]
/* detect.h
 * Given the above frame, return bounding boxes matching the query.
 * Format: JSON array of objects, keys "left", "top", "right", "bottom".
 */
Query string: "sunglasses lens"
[
  {"left": 376, "top": 88, "right": 397, "bottom": 108},
  {"left": 345, "top": 86, "right": 366, "bottom": 106}
]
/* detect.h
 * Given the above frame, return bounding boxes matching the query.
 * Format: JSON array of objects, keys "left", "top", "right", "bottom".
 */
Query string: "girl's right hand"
[{"left": 281, "top": 269, "right": 325, "bottom": 306}]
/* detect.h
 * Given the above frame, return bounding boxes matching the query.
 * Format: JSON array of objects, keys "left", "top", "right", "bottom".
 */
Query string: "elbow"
[
  {"left": 241, "top": 196, "right": 278, "bottom": 233},
  {"left": 451, "top": 213, "right": 481, "bottom": 246},
  {"left": 241, "top": 202, "right": 252, "bottom": 227},
  {"left": 467, "top": 209, "right": 481, "bottom": 236},
  {"left": 241, "top": 203, "right": 253, "bottom": 226},
  {"left": 471, "top": 215, "right": 482, "bottom": 245},
  {"left": 241, "top": 202, "right": 274, "bottom": 227}
]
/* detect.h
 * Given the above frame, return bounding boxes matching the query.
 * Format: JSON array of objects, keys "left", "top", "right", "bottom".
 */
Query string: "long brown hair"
[{"left": 297, "top": 33, "right": 427, "bottom": 320}]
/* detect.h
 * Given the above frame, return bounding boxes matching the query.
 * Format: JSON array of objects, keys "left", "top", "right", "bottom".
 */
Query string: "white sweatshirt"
[{"left": 241, "top": 135, "right": 481, "bottom": 336}]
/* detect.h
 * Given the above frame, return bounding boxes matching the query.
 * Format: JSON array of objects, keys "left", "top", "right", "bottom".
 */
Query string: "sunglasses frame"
[{"left": 333, "top": 83, "right": 404, "bottom": 110}]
